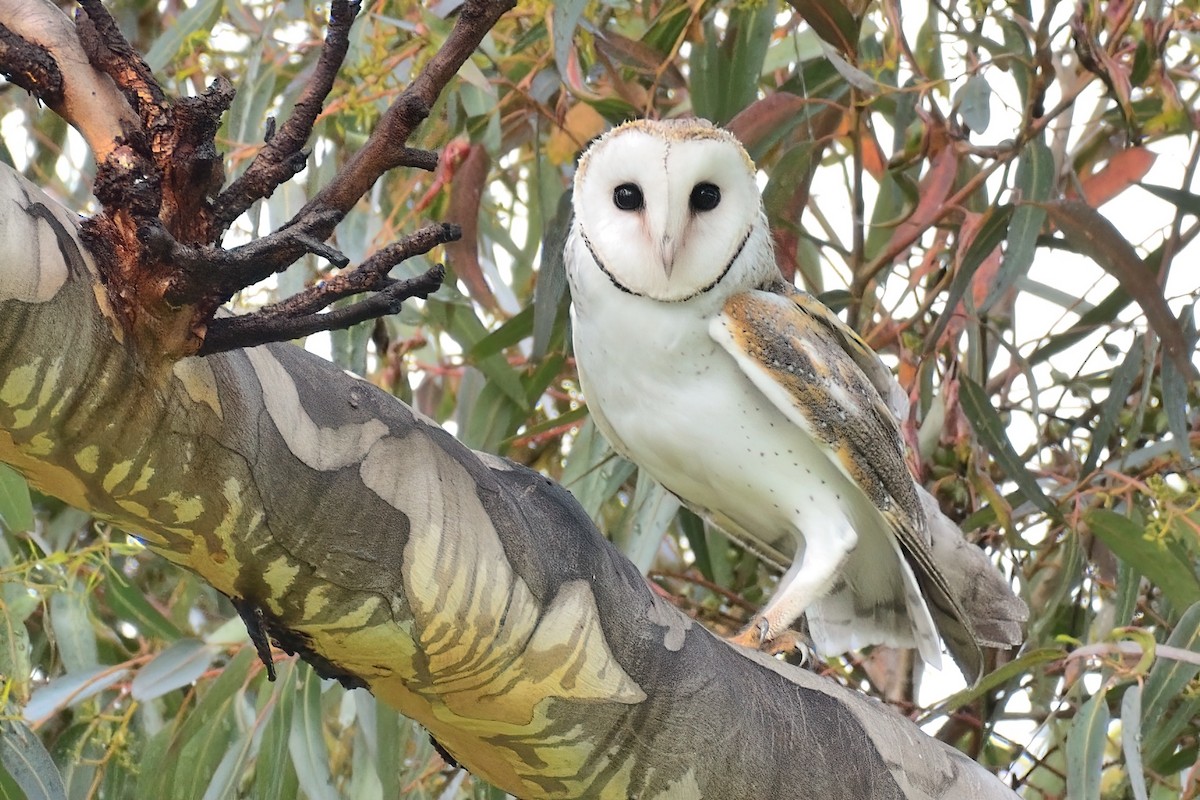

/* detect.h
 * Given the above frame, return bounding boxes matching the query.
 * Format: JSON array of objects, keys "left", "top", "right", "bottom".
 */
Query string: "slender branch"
[
  {"left": 212, "top": 0, "right": 362, "bottom": 232},
  {"left": 265, "top": 223, "right": 461, "bottom": 318},
  {"left": 199, "top": 265, "right": 446, "bottom": 355},
  {"left": 299, "top": 0, "right": 516, "bottom": 220}
]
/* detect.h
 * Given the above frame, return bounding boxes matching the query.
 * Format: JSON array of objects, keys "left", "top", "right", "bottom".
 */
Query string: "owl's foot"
[
  {"left": 727, "top": 617, "right": 771, "bottom": 649},
  {"left": 727, "top": 618, "right": 812, "bottom": 664}
]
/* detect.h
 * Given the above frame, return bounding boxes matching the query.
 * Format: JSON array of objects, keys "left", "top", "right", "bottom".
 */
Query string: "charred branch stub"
[
  {"left": 229, "top": 595, "right": 367, "bottom": 689},
  {"left": 231, "top": 596, "right": 279, "bottom": 682},
  {"left": 0, "top": 22, "right": 63, "bottom": 103}
]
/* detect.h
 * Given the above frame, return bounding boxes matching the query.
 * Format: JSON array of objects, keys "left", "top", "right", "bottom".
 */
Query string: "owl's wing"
[{"left": 710, "top": 286, "right": 993, "bottom": 683}]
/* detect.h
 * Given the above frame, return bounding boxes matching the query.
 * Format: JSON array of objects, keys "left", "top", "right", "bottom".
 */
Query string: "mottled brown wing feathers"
[{"left": 717, "top": 288, "right": 993, "bottom": 682}]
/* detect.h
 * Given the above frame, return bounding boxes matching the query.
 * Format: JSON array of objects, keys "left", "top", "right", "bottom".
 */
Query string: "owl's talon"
[{"left": 726, "top": 619, "right": 766, "bottom": 649}]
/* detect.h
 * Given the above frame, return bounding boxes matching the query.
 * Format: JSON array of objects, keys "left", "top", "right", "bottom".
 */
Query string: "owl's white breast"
[{"left": 567, "top": 244, "right": 854, "bottom": 557}]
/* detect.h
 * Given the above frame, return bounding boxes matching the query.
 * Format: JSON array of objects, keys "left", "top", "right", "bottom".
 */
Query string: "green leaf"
[
  {"left": 1029, "top": 285, "right": 1134, "bottom": 365},
  {"left": 468, "top": 305, "right": 534, "bottom": 360},
  {"left": 1087, "top": 511, "right": 1200, "bottom": 610},
  {"left": 102, "top": 565, "right": 184, "bottom": 642},
  {"left": 1043, "top": 199, "right": 1197, "bottom": 381},
  {"left": 925, "top": 204, "right": 1014, "bottom": 350},
  {"left": 457, "top": 370, "right": 521, "bottom": 453},
  {"left": 143, "top": 0, "right": 226, "bottom": 73},
  {"left": 679, "top": 509, "right": 713, "bottom": 583},
  {"left": 1083, "top": 334, "right": 1147, "bottom": 474},
  {"left": 329, "top": 318, "right": 371, "bottom": 377},
  {"left": 1142, "top": 602, "right": 1200, "bottom": 764},
  {"left": 924, "top": 647, "right": 1063, "bottom": 718},
  {"left": 691, "top": 1, "right": 777, "bottom": 124},
  {"left": 0, "top": 592, "right": 33, "bottom": 704},
  {"left": 288, "top": 666, "right": 339, "bottom": 800},
  {"left": 785, "top": 0, "right": 861, "bottom": 56},
  {"left": 250, "top": 661, "right": 298, "bottom": 800},
  {"left": 137, "top": 647, "right": 255, "bottom": 800},
  {"left": 1121, "top": 685, "right": 1149, "bottom": 800},
  {"left": 551, "top": 0, "right": 587, "bottom": 79},
  {"left": 561, "top": 418, "right": 634, "bottom": 522},
  {"left": 49, "top": 584, "right": 98, "bottom": 674},
  {"left": 1067, "top": 686, "right": 1110, "bottom": 800},
  {"left": 818, "top": 40, "right": 879, "bottom": 94},
  {"left": 222, "top": 23, "right": 278, "bottom": 154},
  {"left": 611, "top": 471, "right": 680, "bottom": 572},
  {"left": 131, "top": 639, "right": 218, "bottom": 702},
  {"left": 0, "top": 465, "right": 33, "bottom": 533},
  {"left": 983, "top": 138, "right": 1052, "bottom": 313},
  {"left": 0, "top": 719, "right": 66, "bottom": 800},
  {"left": 1139, "top": 182, "right": 1200, "bottom": 216},
  {"left": 959, "top": 374, "right": 1058, "bottom": 517},
  {"left": 504, "top": 405, "right": 588, "bottom": 446},
  {"left": 202, "top": 734, "right": 252, "bottom": 800},
  {"left": 1160, "top": 304, "right": 1196, "bottom": 462},
  {"left": 533, "top": 192, "right": 573, "bottom": 360},
  {"left": 24, "top": 666, "right": 128, "bottom": 724},
  {"left": 955, "top": 74, "right": 992, "bottom": 133}
]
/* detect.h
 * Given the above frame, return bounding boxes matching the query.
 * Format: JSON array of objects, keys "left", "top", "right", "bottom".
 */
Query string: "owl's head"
[{"left": 570, "top": 118, "right": 774, "bottom": 302}]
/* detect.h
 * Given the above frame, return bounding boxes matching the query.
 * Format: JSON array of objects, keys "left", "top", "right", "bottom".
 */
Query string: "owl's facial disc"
[{"left": 574, "top": 123, "right": 764, "bottom": 302}]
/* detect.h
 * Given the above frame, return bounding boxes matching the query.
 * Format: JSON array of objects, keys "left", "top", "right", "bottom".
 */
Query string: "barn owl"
[{"left": 564, "top": 118, "right": 1026, "bottom": 684}]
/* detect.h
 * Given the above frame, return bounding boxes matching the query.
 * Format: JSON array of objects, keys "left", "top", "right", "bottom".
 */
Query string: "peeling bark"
[{"left": 0, "top": 165, "right": 1018, "bottom": 799}]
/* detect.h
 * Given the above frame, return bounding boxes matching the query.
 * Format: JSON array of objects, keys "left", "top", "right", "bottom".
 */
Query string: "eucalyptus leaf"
[
  {"left": 0, "top": 719, "right": 66, "bottom": 800},
  {"left": 131, "top": 639, "right": 218, "bottom": 702},
  {"left": 1087, "top": 511, "right": 1200, "bottom": 610},
  {"left": 0, "top": 465, "right": 32, "bottom": 532},
  {"left": 959, "top": 374, "right": 1058, "bottom": 517},
  {"left": 288, "top": 666, "right": 340, "bottom": 800},
  {"left": 1067, "top": 687, "right": 1110, "bottom": 800},
  {"left": 49, "top": 586, "right": 98, "bottom": 674},
  {"left": 1121, "top": 685, "right": 1149, "bottom": 800}
]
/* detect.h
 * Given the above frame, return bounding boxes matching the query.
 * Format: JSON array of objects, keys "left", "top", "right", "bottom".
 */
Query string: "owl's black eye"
[
  {"left": 690, "top": 182, "right": 721, "bottom": 212},
  {"left": 613, "top": 183, "right": 644, "bottom": 211}
]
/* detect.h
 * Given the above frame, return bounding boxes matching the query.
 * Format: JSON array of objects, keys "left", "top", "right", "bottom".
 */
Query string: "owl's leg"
[{"left": 729, "top": 520, "right": 857, "bottom": 651}]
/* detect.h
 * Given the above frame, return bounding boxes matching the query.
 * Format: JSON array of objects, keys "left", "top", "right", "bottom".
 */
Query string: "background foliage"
[{"left": 2, "top": 0, "right": 1200, "bottom": 797}]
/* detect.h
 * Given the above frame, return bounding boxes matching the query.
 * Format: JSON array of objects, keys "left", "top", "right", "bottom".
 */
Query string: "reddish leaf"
[
  {"left": 727, "top": 94, "right": 809, "bottom": 153},
  {"left": 859, "top": 124, "right": 887, "bottom": 181},
  {"left": 786, "top": 0, "right": 861, "bottom": 57},
  {"left": 883, "top": 146, "right": 958, "bottom": 258},
  {"left": 445, "top": 144, "right": 498, "bottom": 311},
  {"left": 1074, "top": 147, "right": 1157, "bottom": 208}
]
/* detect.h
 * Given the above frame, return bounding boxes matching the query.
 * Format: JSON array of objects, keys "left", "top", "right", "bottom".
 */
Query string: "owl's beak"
[
  {"left": 652, "top": 198, "right": 687, "bottom": 279},
  {"left": 659, "top": 240, "right": 678, "bottom": 278}
]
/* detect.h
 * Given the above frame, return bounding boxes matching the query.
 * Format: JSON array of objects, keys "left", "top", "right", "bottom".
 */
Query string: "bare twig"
[
  {"left": 200, "top": 265, "right": 446, "bottom": 355},
  {"left": 212, "top": 0, "right": 362, "bottom": 232},
  {"left": 299, "top": 0, "right": 516, "bottom": 220},
  {"left": 264, "top": 223, "right": 460, "bottom": 318}
]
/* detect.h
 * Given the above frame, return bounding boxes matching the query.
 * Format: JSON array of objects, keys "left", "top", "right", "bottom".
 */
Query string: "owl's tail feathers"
[{"left": 917, "top": 486, "right": 1028, "bottom": 650}]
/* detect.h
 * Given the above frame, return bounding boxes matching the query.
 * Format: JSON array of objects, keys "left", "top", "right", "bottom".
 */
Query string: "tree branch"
[{"left": 0, "top": 165, "right": 1020, "bottom": 798}]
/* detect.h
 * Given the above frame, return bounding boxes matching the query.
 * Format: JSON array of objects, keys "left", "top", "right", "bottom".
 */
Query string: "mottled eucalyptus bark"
[{"left": 0, "top": 166, "right": 1018, "bottom": 799}]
